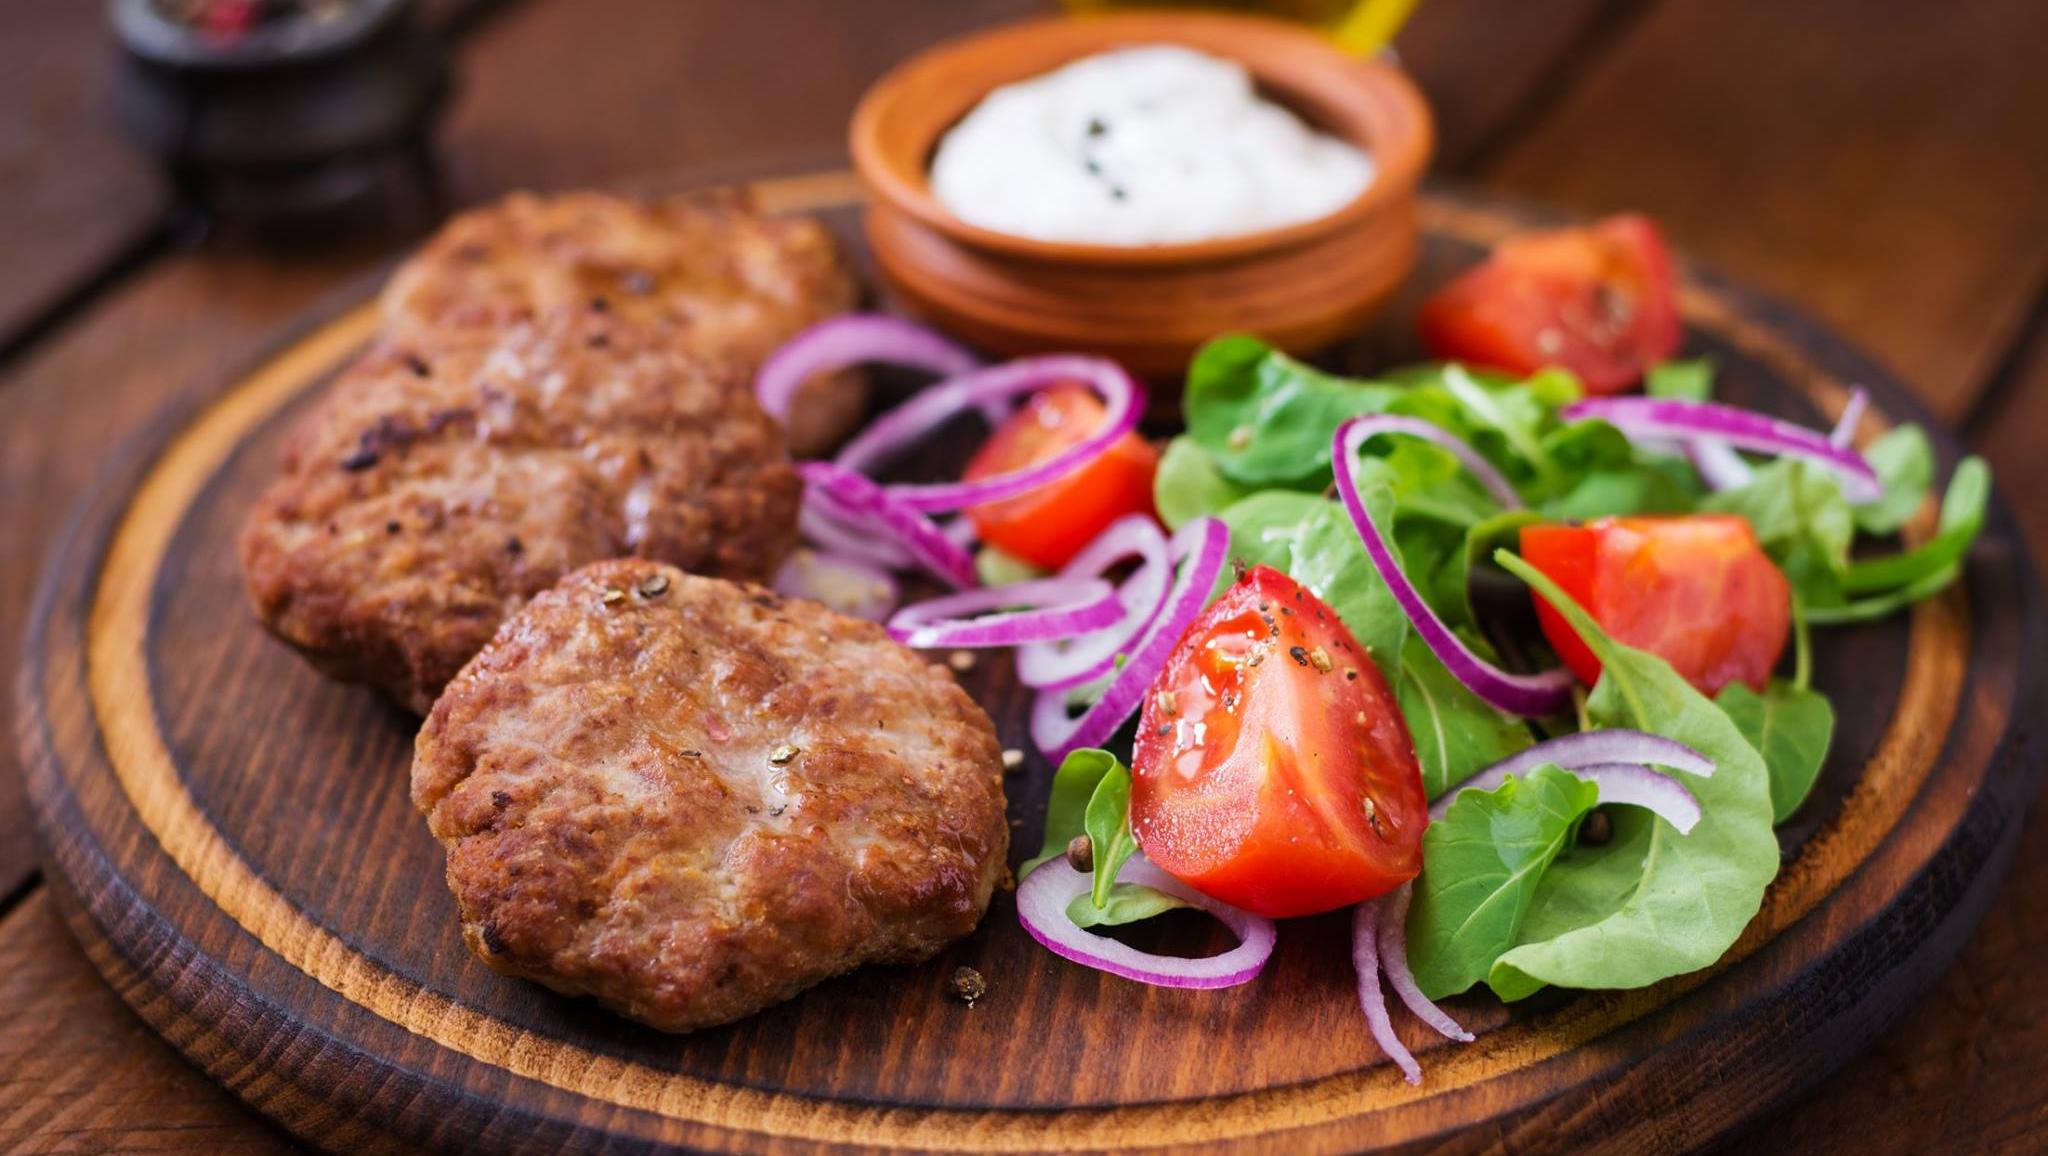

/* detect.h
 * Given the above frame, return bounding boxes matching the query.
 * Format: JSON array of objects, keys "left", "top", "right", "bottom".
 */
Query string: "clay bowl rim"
[{"left": 849, "top": 11, "right": 1435, "bottom": 270}]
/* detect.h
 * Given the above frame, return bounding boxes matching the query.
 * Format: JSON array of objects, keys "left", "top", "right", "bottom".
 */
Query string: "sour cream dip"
[{"left": 928, "top": 45, "right": 1375, "bottom": 247}]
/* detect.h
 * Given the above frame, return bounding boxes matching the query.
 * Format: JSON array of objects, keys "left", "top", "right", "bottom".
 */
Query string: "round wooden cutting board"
[{"left": 18, "top": 170, "right": 2045, "bottom": 1156}]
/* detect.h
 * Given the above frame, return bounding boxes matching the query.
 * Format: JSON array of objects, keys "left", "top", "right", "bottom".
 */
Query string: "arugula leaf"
[
  {"left": 1852, "top": 424, "right": 1934, "bottom": 535},
  {"left": 1020, "top": 748, "right": 1120, "bottom": 879},
  {"left": 1068, "top": 883, "right": 1190, "bottom": 928},
  {"left": 1439, "top": 364, "right": 1561, "bottom": 488},
  {"left": 1840, "top": 456, "right": 1988, "bottom": 595},
  {"left": 1155, "top": 435, "right": 1251, "bottom": 530},
  {"left": 1083, "top": 761, "right": 1139, "bottom": 908},
  {"left": 1408, "top": 765, "right": 1601, "bottom": 999},
  {"left": 1217, "top": 491, "right": 1324, "bottom": 570},
  {"left": 1703, "top": 459, "right": 1853, "bottom": 609},
  {"left": 1646, "top": 358, "right": 1715, "bottom": 401},
  {"left": 1024, "top": 749, "right": 1191, "bottom": 927},
  {"left": 1185, "top": 336, "right": 1396, "bottom": 487},
  {"left": 1717, "top": 679, "right": 1835, "bottom": 822},
  {"left": 1397, "top": 633, "right": 1535, "bottom": 801},
  {"left": 1487, "top": 552, "right": 1779, "bottom": 1001}
]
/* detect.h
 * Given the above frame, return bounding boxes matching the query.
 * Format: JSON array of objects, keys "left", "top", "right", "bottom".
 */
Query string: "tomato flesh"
[
  {"left": 1520, "top": 515, "right": 1791, "bottom": 695},
  {"left": 963, "top": 384, "right": 1158, "bottom": 569},
  {"left": 1131, "top": 566, "right": 1427, "bottom": 918},
  {"left": 1418, "top": 213, "right": 1681, "bottom": 395}
]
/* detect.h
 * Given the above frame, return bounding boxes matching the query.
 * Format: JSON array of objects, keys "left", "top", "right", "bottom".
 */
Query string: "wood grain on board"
[
  {"left": 1477, "top": 0, "right": 2048, "bottom": 425},
  {"left": 0, "top": 0, "right": 163, "bottom": 351}
]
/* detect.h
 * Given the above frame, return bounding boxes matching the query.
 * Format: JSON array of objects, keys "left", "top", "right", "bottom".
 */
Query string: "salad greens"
[
  {"left": 1125, "top": 334, "right": 1991, "bottom": 1004},
  {"left": 1023, "top": 749, "right": 1190, "bottom": 929},
  {"left": 1484, "top": 554, "right": 1777, "bottom": 1001}
]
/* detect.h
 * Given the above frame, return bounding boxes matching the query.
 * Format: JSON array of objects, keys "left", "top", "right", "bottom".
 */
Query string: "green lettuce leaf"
[
  {"left": 1023, "top": 749, "right": 1189, "bottom": 927},
  {"left": 1703, "top": 458, "right": 1854, "bottom": 609},
  {"left": 1487, "top": 551, "right": 1779, "bottom": 1001},
  {"left": 1408, "top": 764, "right": 1602, "bottom": 999},
  {"left": 1852, "top": 424, "right": 1934, "bottom": 536},
  {"left": 1397, "top": 632, "right": 1534, "bottom": 801},
  {"left": 1717, "top": 679, "right": 1835, "bottom": 822},
  {"left": 1185, "top": 335, "right": 1396, "bottom": 487},
  {"left": 1646, "top": 358, "right": 1715, "bottom": 401},
  {"left": 1154, "top": 435, "right": 1251, "bottom": 530}
]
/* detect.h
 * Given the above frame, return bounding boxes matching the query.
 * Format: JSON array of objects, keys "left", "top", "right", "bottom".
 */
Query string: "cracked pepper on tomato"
[{"left": 1131, "top": 566, "right": 1427, "bottom": 919}]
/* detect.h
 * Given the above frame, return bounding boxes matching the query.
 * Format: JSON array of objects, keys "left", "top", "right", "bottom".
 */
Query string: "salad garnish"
[{"left": 758, "top": 255, "right": 1992, "bottom": 1084}]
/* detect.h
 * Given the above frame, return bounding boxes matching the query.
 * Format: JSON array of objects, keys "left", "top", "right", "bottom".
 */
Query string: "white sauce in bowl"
[{"left": 928, "top": 45, "right": 1375, "bottom": 247}]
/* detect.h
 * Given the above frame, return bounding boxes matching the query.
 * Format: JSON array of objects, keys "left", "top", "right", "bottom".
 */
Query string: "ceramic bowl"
[{"left": 849, "top": 11, "right": 1434, "bottom": 378}]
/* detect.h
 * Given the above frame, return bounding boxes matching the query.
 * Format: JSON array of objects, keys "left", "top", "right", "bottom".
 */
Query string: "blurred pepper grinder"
[{"left": 111, "top": 0, "right": 450, "bottom": 237}]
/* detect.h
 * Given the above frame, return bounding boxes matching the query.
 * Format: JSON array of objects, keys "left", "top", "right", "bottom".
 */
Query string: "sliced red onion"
[
  {"left": 1429, "top": 728, "right": 1715, "bottom": 819},
  {"left": 772, "top": 548, "right": 899, "bottom": 621},
  {"left": 1687, "top": 438, "right": 1754, "bottom": 491},
  {"left": 835, "top": 355, "right": 1144, "bottom": 512},
  {"left": 1334, "top": 419, "right": 1575, "bottom": 718},
  {"left": 1346, "top": 415, "right": 1523, "bottom": 509},
  {"left": 1830, "top": 387, "right": 1868, "bottom": 450},
  {"left": 754, "top": 313, "right": 980, "bottom": 423},
  {"left": 1375, "top": 883, "right": 1474, "bottom": 1044},
  {"left": 1016, "top": 515, "right": 1173, "bottom": 692},
  {"left": 1352, "top": 900, "right": 1420, "bottom": 1084},
  {"left": 1030, "top": 517, "right": 1230, "bottom": 760},
  {"left": 798, "top": 461, "right": 976, "bottom": 588},
  {"left": 1570, "top": 762, "right": 1703, "bottom": 834},
  {"left": 799, "top": 499, "right": 914, "bottom": 570},
  {"left": 1564, "top": 396, "right": 1881, "bottom": 502},
  {"left": 1016, "top": 855, "right": 1276, "bottom": 989},
  {"left": 886, "top": 576, "right": 1121, "bottom": 650}
]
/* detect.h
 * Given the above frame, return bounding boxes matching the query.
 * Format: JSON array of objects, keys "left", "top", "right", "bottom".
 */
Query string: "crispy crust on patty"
[
  {"left": 378, "top": 188, "right": 865, "bottom": 455},
  {"left": 412, "top": 560, "right": 1009, "bottom": 1032},
  {"left": 238, "top": 307, "right": 800, "bottom": 713}
]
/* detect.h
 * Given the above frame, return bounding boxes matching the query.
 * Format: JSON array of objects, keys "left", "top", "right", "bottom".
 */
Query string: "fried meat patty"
[
  {"left": 412, "top": 560, "right": 1009, "bottom": 1032},
  {"left": 379, "top": 189, "right": 864, "bottom": 455},
  {"left": 239, "top": 307, "right": 800, "bottom": 713}
]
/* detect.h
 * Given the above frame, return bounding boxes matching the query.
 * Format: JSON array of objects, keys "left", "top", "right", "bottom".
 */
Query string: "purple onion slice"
[
  {"left": 1566, "top": 395, "right": 1881, "bottom": 502},
  {"left": 1016, "top": 856, "right": 1275, "bottom": 989},
  {"left": 1333, "top": 419, "right": 1576, "bottom": 718},
  {"left": 886, "top": 576, "right": 1121, "bottom": 650},
  {"left": 754, "top": 313, "right": 980, "bottom": 423}
]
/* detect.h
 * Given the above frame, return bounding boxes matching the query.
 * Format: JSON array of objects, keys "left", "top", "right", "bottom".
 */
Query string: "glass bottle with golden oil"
[{"left": 1057, "top": 0, "right": 1418, "bottom": 55}]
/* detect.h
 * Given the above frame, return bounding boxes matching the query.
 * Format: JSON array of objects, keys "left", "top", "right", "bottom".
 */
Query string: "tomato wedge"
[
  {"left": 1418, "top": 213, "right": 1681, "bottom": 395},
  {"left": 1131, "top": 566, "right": 1427, "bottom": 918},
  {"left": 1520, "top": 515, "right": 1791, "bottom": 695},
  {"left": 963, "top": 384, "right": 1159, "bottom": 569}
]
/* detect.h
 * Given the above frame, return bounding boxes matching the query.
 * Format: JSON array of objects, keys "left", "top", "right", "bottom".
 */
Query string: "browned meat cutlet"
[
  {"left": 412, "top": 560, "right": 1009, "bottom": 1033},
  {"left": 238, "top": 306, "right": 800, "bottom": 713},
  {"left": 379, "top": 188, "right": 866, "bottom": 455}
]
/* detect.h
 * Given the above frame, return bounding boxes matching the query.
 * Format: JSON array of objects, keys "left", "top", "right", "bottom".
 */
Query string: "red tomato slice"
[
  {"left": 1418, "top": 213, "right": 1682, "bottom": 395},
  {"left": 963, "top": 384, "right": 1159, "bottom": 569},
  {"left": 1131, "top": 566, "right": 1427, "bottom": 919},
  {"left": 1520, "top": 515, "right": 1791, "bottom": 695}
]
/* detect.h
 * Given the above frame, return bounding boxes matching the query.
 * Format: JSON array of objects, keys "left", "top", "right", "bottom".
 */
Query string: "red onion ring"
[
  {"left": 1029, "top": 517, "right": 1230, "bottom": 760},
  {"left": 1346, "top": 415, "right": 1523, "bottom": 509},
  {"left": 798, "top": 499, "right": 915, "bottom": 570},
  {"left": 1565, "top": 396, "right": 1881, "bottom": 502},
  {"left": 754, "top": 313, "right": 980, "bottom": 423},
  {"left": 1352, "top": 900, "right": 1421, "bottom": 1084},
  {"left": 1017, "top": 856, "right": 1276, "bottom": 989},
  {"left": 835, "top": 354, "right": 1145, "bottom": 512},
  {"left": 1375, "top": 883, "right": 1474, "bottom": 1044},
  {"left": 1429, "top": 729, "right": 1714, "bottom": 819},
  {"left": 798, "top": 461, "right": 976, "bottom": 588},
  {"left": 1829, "top": 387, "right": 1868, "bottom": 450},
  {"left": 887, "top": 576, "right": 1122, "bottom": 650},
  {"left": 1334, "top": 419, "right": 1575, "bottom": 718},
  {"left": 772, "top": 548, "right": 899, "bottom": 621},
  {"left": 1016, "top": 515, "right": 1173, "bottom": 692},
  {"left": 1686, "top": 438, "right": 1755, "bottom": 491}
]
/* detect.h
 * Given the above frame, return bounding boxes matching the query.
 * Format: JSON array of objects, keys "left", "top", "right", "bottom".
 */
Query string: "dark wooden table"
[{"left": 1, "top": 1, "right": 2042, "bottom": 1151}]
